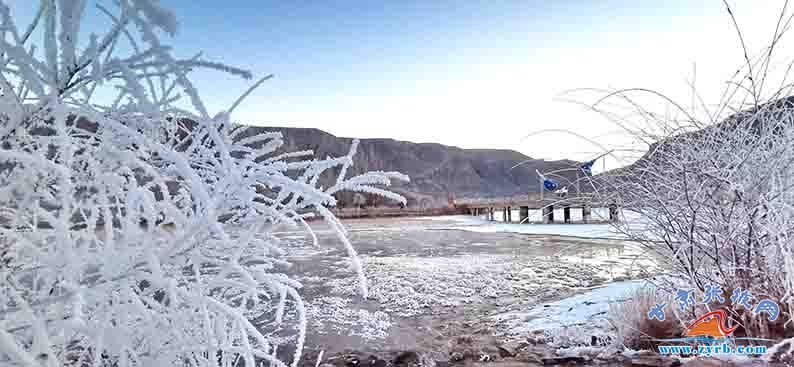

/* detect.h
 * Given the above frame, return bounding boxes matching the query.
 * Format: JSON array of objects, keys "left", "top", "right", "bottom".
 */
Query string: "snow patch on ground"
[
  {"left": 521, "top": 280, "right": 646, "bottom": 331},
  {"left": 495, "top": 280, "right": 650, "bottom": 347}
]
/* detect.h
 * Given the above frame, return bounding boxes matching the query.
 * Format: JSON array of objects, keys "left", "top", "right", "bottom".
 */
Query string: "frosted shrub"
[
  {"left": 0, "top": 1, "right": 407, "bottom": 367},
  {"left": 588, "top": 3, "right": 794, "bottom": 343},
  {"left": 603, "top": 96, "right": 794, "bottom": 310}
]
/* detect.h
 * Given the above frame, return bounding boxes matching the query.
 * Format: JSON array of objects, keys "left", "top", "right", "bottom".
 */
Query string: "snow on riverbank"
[{"left": 493, "top": 280, "right": 651, "bottom": 348}]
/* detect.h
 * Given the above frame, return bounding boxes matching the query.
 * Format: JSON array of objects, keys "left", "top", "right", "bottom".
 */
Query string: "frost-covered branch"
[
  {"left": 583, "top": 4, "right": 794, "bottom": 343},
  {"left": 0, "top": 2, "right": 408, "bottom": 367}
]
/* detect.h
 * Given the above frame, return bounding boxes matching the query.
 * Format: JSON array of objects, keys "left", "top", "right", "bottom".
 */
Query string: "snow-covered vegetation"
[
  {"left": 584, "top": 2, "right": 794, "bottom": 352},
  {"left": 0, "top": 1, "right": 407, "bottom": 367},
  {"left": 602, "top": 93, "right": 794, "bottom": 340}
]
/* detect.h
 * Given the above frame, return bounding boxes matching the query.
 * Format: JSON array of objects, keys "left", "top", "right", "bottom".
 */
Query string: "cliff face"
[{"left": 255, "top": 127, "right": 583, "bottom": 208}]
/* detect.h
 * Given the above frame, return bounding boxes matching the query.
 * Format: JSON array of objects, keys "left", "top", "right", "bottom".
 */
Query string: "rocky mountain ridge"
[{"left": 257, "top": 127, "right": 584, "bottom": 208}]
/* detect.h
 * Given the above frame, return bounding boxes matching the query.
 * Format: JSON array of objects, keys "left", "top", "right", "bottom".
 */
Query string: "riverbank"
[{"left": 328, "top": 207, "right": 462, "bottom": 219}]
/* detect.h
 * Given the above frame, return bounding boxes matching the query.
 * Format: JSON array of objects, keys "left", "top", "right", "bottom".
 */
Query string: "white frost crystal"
[{"left": 0, "top": 1, "right": 407, "bottom": 366}]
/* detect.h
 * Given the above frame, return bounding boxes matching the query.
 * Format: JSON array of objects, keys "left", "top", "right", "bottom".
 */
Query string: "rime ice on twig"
[
  {"left": 0, "top": 2, "right": 407, "bottom": 367},
  {"left": 580, "top": 7, "right": 794, "bottom": 343}
]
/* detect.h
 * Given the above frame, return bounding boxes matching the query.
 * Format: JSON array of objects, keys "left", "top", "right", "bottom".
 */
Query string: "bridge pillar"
[
  {"left": 582, "top": 205, "right": 591, "bottom": 223},
  {"left": 519, "top": 206, "right": 529, "bottom": 223},
  {"left": 609, "top": 204, "right": 619, "bottom": 222},
  {"left": 543, "top": 205, "right": 554, "bottom": 224},
  {"left": 563, "top": 206, "right": 571, "bottom": 224},
  {"left": 507, "top": 207, "right": 512, "bottom": 222}
]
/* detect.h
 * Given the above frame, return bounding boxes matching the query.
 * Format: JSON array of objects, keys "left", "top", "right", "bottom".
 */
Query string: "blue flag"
[
  {"left": 536, "top": 170, "right": 558, "bottom": 191},
  {"left": 581, "top": 151, "right": 611, "bottom": 176},
  {"left": 580, "top": 160, "right": 595, "bottom": 176}
]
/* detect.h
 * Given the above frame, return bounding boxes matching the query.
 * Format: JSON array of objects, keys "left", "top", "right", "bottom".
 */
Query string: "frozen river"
[{"left": 271, "top": 215, "right": 658, "bottom": 366}]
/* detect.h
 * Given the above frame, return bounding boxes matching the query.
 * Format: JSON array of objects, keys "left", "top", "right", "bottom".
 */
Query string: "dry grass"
[
  {"left": 608, "top": 284, "right": 791, "bottom": 351},
  {"left": 608, "top": 286, "right": 682, "bottom": 350}
]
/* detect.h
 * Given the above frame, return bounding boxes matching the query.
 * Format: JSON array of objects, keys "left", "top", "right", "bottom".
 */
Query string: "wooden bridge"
[{"left": 454, "top": 192, "right": 620, "bottom": 224}]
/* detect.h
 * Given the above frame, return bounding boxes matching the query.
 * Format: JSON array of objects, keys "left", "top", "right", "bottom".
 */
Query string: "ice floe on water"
[
  {"left": 305, "top": 296, "right": 392, "bottom": 341},
  {"left": 304, "top": 252, "right": 653, "bottom": 346},
  {"left": 325, "top": 254, "right": 605, "bottom": 317}
]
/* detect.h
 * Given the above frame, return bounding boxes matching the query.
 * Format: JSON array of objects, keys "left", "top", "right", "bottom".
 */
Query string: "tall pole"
[{"left": 576, "top": 168, "right": 580, "bottom": 196}]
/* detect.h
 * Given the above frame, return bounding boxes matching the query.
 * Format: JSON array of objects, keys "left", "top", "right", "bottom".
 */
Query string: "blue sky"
[{"left": 6, "top": 1, "right": 791, "bottom": 168}]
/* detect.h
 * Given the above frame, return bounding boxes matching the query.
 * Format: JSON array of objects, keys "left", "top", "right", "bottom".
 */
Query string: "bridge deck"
[
  {"left": 455, "top": 193, "right": 614, "bottom": 209},
  {"left": 455, "top": 193, "right": 620, "bottom": 223}
]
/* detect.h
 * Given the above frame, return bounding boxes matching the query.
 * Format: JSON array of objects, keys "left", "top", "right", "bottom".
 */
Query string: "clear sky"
[{"left": 6, "top": 1, "right": 794, "bottom": 169}]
